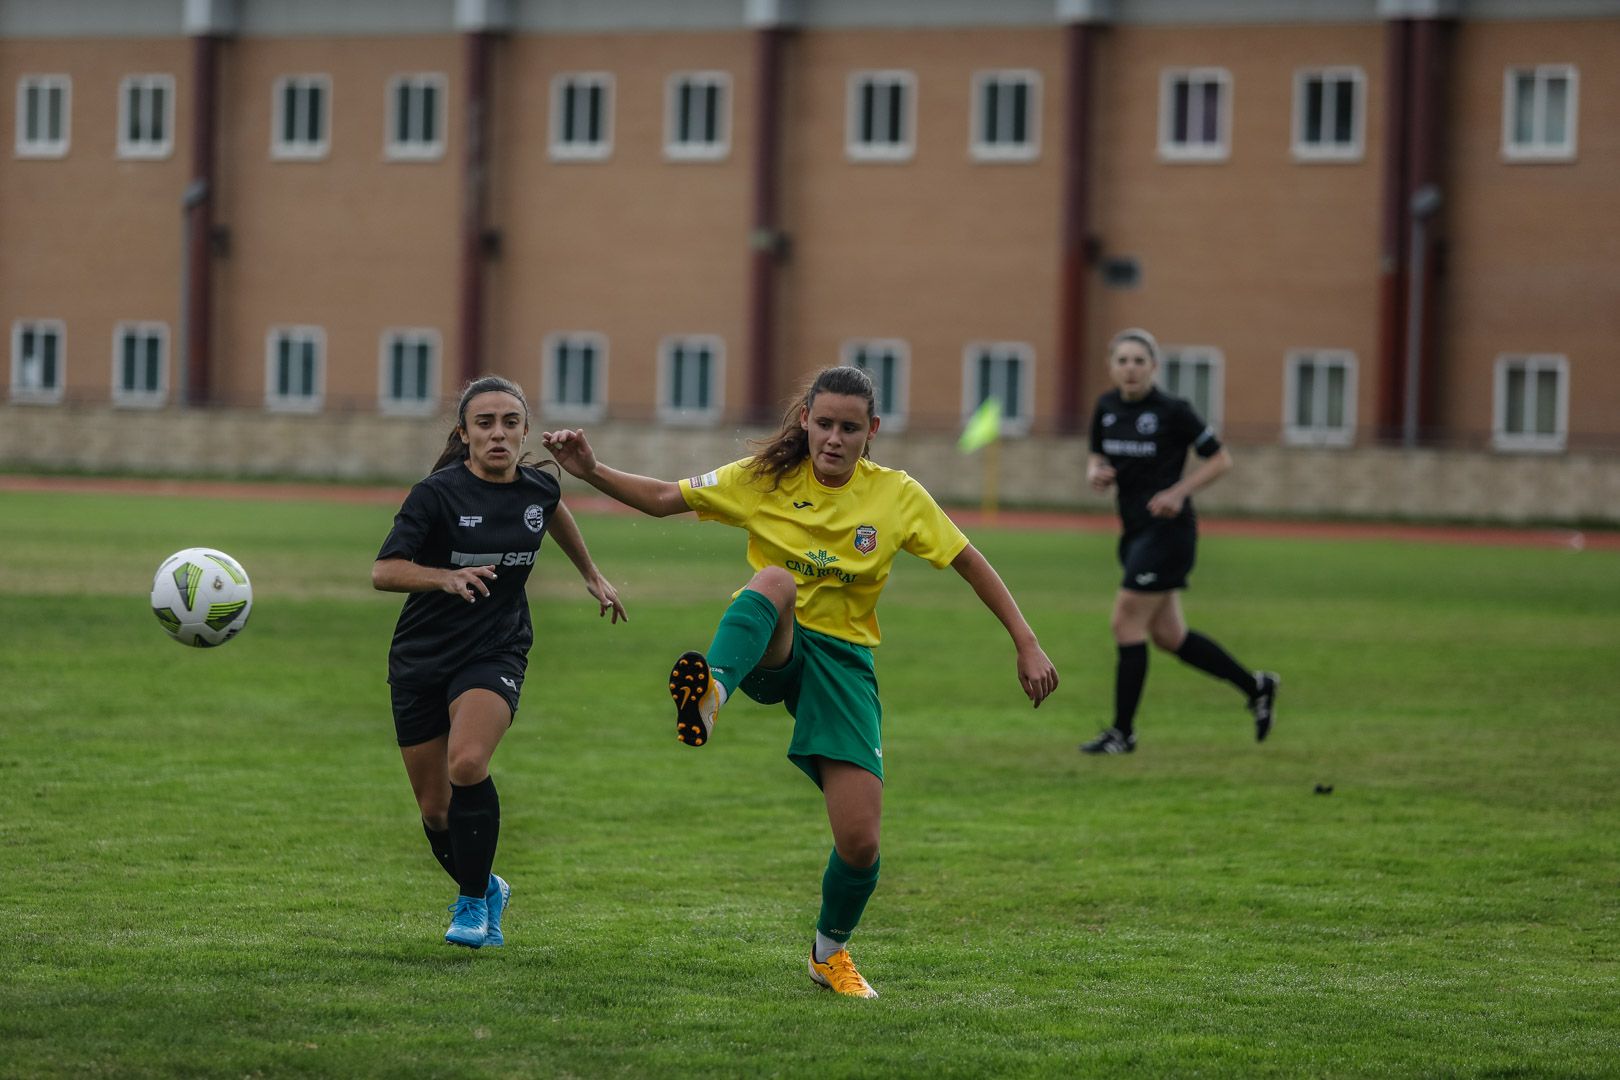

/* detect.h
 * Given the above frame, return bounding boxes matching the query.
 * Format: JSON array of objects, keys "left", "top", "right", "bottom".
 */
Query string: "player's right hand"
[
  {"left": 443, "top": 565, "right": 497, "bottom": 604},
  {"left": 540, "top": 428, "right": 597, "bottom": 478},
  {"left": 1087, "top": 462, "right": 1116, "bottom": 492}
]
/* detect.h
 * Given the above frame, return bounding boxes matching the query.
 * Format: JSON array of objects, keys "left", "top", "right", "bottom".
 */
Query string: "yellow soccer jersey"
[{"left": 679, "top": 457, "right": 969, "bottom": 646}]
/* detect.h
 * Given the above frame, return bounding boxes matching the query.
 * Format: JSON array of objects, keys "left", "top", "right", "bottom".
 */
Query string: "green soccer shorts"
[{"left": 739, "top": 622, "right": 884, "bottom": 786}]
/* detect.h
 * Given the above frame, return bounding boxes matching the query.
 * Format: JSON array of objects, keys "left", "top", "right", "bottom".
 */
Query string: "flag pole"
[{"left": 983, "top": 437, "right": 999, "bottom": 522}]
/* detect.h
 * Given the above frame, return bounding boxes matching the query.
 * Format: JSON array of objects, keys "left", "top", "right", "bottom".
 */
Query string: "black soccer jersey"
[
  {"left": 377, "top": 462, "right": 561, "bottom": 687},
  {"left": 1089, "top": 388, "right": 1222, "bottom": 533}
]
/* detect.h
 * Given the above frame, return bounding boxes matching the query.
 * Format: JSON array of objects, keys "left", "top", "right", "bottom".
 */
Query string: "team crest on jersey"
[
  {"left": 1136, "top": 412, "right": 1159, "bottom": 435},
  {"left": 853, "top": 524, "right": 878, "bottom": 555},
  {"left": 523, "top": 504, "right": 545, "bottom": 532}
]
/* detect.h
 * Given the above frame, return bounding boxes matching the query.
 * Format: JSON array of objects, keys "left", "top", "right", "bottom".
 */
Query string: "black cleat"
[
  {"left": 1249, "top": 672, "right": 1280, "bottom": 742},
  {"left": 669, "top": 651, "right": 720, "bottom": 747},
  {"left": 1079, "top": 727, "right": 1136, "bottom": 755}
]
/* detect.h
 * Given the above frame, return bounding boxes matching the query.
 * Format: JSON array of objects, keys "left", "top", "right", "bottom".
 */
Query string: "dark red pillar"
[
  {"left": 458, "top": 31, "right": 494, "bottom": 386},
  {"left": 1055, "top": 21, "right": 1096, "bottom": 435},
  {"left": 745, "top": 26, "right": 786, "bottom": 425}
]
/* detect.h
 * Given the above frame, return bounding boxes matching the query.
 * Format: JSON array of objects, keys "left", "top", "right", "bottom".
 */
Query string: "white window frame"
[
  {"left": 664, "top": 71, "right": 731, "bottom": 162},
  {"left": 15, "top": 75, "right": 71, "bottom": 159},
  {"left": 961, "top": 342, "right": 1035, "bottom": 438},
  {"left": 385, "top": 73, "right": 447, "bottom": 162},
  {"left": 657, "top": 335, "right": 724, "bottom": 426},
  {"left": 1492, "top": 354, "right": 1568, "bottom": 453},
  {"left": 970, "top": 69, "right": 1040, "bottom": 163},
  {"left": 111, "top": 321, "right": 168, "bottom": 408},
  {"left": 550, "top": 72, "right": 614, "bottom": 162},
  {"left": 841, "top": 339, "right": 909, "bottom": 433},
  {"left": 1501, "top": 64, "right": 1578, "bottom": 163},
  {"left": 1158, "top": 67, "right": 1231, "bottom": 163},
  {"left": 117, "top": 74, "right": 175, "bottom": 160},
  {"left": 541, "top": 332, "right": 609, "bottom": 423},
  {"left": 846, "top": 70, "right": 916, "bottom": 163},
  {"left": 265, "top": 325, "right": 326, "bottom": 413},
  {"left": 10, "top": 319, "right": 66, "bottom": 404},
  {"left": 1291, "top": 67, "right": 1365, "bottom": 162},
  {"left": 1157, "top": 346, "right": 1224, "bottom": 433},
  {"left": 1283, "top": 349, "right": 1358, "bottom": 447},
  {"left": 377, "top": 328, "right": 440, "bottom": 416},
  {"left": 271, "top": 74, "right": 331, "bottom": 161}
]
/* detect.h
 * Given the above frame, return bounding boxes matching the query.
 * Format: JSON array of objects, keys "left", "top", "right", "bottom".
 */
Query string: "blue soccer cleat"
[
  {"left": 483, "top": 874, "right": 511, "bottom": 948},
  {"left": 444, "top": 895, "right": 489, "bottom": 948}
]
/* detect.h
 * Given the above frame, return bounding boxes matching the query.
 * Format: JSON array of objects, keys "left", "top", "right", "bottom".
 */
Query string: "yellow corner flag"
[{"left": 958, "top": 397, "right": 1002, "bottom": 453}]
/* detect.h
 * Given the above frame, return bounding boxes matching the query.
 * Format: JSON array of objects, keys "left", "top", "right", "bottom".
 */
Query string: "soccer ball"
[{"left": 151, "top": 547, "right": 253, "bottom": 648}]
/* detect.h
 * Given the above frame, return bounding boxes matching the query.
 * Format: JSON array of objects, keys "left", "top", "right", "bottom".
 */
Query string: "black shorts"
[
  {"left": 1117, "top": 518, "right": 1197, "bottom": 593},
  {"left": 388, "top": 652, "right": 526, "bottom": 747}
]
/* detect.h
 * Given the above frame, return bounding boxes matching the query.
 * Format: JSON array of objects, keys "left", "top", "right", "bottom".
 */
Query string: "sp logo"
[
  {"left": 853, "top": 525, "right": 878, "bottom": 555},
  {"left": 1102, "top": 412, "right": 1117, "bottom": 427}
]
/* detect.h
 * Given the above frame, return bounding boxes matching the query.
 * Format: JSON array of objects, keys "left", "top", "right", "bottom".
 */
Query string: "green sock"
[
  {"left": 705, "top": 588, "right": 780, "bottom": 697},
  {"left": 816, "top": 848, "right": 880, "bottom": 944}
]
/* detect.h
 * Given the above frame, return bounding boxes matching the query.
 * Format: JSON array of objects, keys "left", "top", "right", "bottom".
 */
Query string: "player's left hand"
[
  {"left": 1016, "top": 643, "right": 1058, "bottom": 708},
  {"left": 1147, "top": 488, "right": 1186, "bottom": 518},
  {"left": 586, "top": 574, "right": 627, "bottom": 624}
]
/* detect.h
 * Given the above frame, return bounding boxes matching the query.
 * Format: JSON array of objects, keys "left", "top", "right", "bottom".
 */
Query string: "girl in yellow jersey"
[{"left": 542, "top": 365, "right": 1058, "bottom": 998}]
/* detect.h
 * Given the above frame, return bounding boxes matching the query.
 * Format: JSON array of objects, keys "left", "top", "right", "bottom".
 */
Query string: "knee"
[
  {"left": 420, "top": 808, "right": 449, "bottom": 831},
  {"left": 446, "top": 753, "right": 489, "bottom": 788},
  {"left": 836, "top": 834, "right": 880, "bottom": 870},
  {"left": 1110, "top": 611, "right": 1142, "bottom": 644},
  {"left": 750, "top": 566, "right": 797, "bottom": 612},
  {"left": 1150, "top": 626, "right": 1185, "bottom": 652}
]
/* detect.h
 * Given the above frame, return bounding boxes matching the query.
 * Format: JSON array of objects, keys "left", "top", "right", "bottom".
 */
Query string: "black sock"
[
  {"left": 1114, "top": 642, "right": 1148, "bottom": 736},
  {"left": 447, "top": 775, "right": 500, "bottom": 899},
  {"left": 1176, "top": 630, "right": 1260, "bottom": 698},
  {"left": 423, "top": 821, "right": 458, "bottom": 883}
]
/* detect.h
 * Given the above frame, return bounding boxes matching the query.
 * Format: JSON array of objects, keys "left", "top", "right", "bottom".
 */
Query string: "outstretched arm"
[
  {"left": 950, "top": 542, "right": 1059, "bottom": 708},
  {"left": 545, "top": 500, "right": 627, "bottom": 623},
  {"left": 540, "top": 428, "right": 691, "bottom": 518},
  {"left": 372, "top": 558, "right": 496, "bottom": 604}
]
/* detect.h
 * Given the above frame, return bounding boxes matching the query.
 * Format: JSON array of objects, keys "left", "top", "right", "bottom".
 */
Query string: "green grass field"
[{"left": 1, "top": 486, "right": 1617, "bottom": 1078}]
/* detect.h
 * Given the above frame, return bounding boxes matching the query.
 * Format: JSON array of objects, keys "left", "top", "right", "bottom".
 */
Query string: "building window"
[
  {"left": 666, "top": 72, "right": 729, "bottom": 160},
  {"left": 542, "top": 333, "right": 607, "bottom": 422},
  {"left": 1158, "top": 346, "right": 1223, "bottom": 431},
  {"left": 847, "top": 70, "right": 915, "bottom": 162},
  {"left": 379, "top": 329, "right": 439, "bottom": 415},
  {"left": 551, "top": 73, "right": 613, "bottom": 161},
  {"left": 386, "top": 74, "right": 446, "bottom": 161},
  {"left": 659, "top": 336, "right": 723, "bottom": 424},
  {"left": 112, "top": 322, "right": 167, "bottom": 407},
  {"left": 970, "top": 70, "right": 1039, "bottom": 162},
  {"left": 10, "top": 320, "right": 65, "bottom": 404},
  {"left": 1293, "top": 67, "right": 1364, "bottom": 161},
  {"left": 843, "top": 339, "right": 908, "bottom": 432},
  {"left": 1493, "top": 354, "right": 1568, "bottom": 452},
  {"left": 1284, "top": 350, "right": 1357, "bottom": 447},
  {"left": 15, "top": 75, "right": 70, "bottom": 158},
  {"left": 272, "top": 75, "right": 330, "bottom": 160},
  {"left": 1159, "top": 68, "right": 1231, "bottom": 162},
  {"left": 118, "top": 75, "right": 174, "bottom": 159},
  {"left": 266, "top": 326, "right": 324, "bottom": 412},
  {"left": 1503, "top": 65, "right": 1577, "bottom": 162},
  {"left": 962, "top": 342, "right": 1035, "bottom": 437}
]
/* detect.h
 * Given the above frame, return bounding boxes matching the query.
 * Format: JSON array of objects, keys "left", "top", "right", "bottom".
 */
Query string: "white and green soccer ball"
[{"left": 151, "top": 547, "right": 253, "bottom": 647}]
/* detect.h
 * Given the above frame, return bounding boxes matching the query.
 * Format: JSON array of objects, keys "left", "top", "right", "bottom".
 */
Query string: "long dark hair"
[
  {"left": 745, "top": 365, "right": 877, "bottom": 488},
  {"left": 429, "top": 375, "right": 555, "bottom": 477}
]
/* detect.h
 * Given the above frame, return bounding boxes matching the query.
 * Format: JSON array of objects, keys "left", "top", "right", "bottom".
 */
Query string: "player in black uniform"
[
  {"left": 373, "top": 375, "right": 626, "bottom": 947},
  {"left": 1080, "top": 328, "right": 1278, "bottom": 754}
]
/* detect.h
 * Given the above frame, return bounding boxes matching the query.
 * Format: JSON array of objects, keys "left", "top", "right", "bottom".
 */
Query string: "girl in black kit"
[
  {"left": 373, "top": 375, "right": 626, "bottom": 947},
  {"left": 1080, "top": 329, "right": 1278, "bottom": 755}
]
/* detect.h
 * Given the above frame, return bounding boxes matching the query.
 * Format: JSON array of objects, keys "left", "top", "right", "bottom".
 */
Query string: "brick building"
[{"left": 2, "top": 0, "right": 1616, "bottom": 465}]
